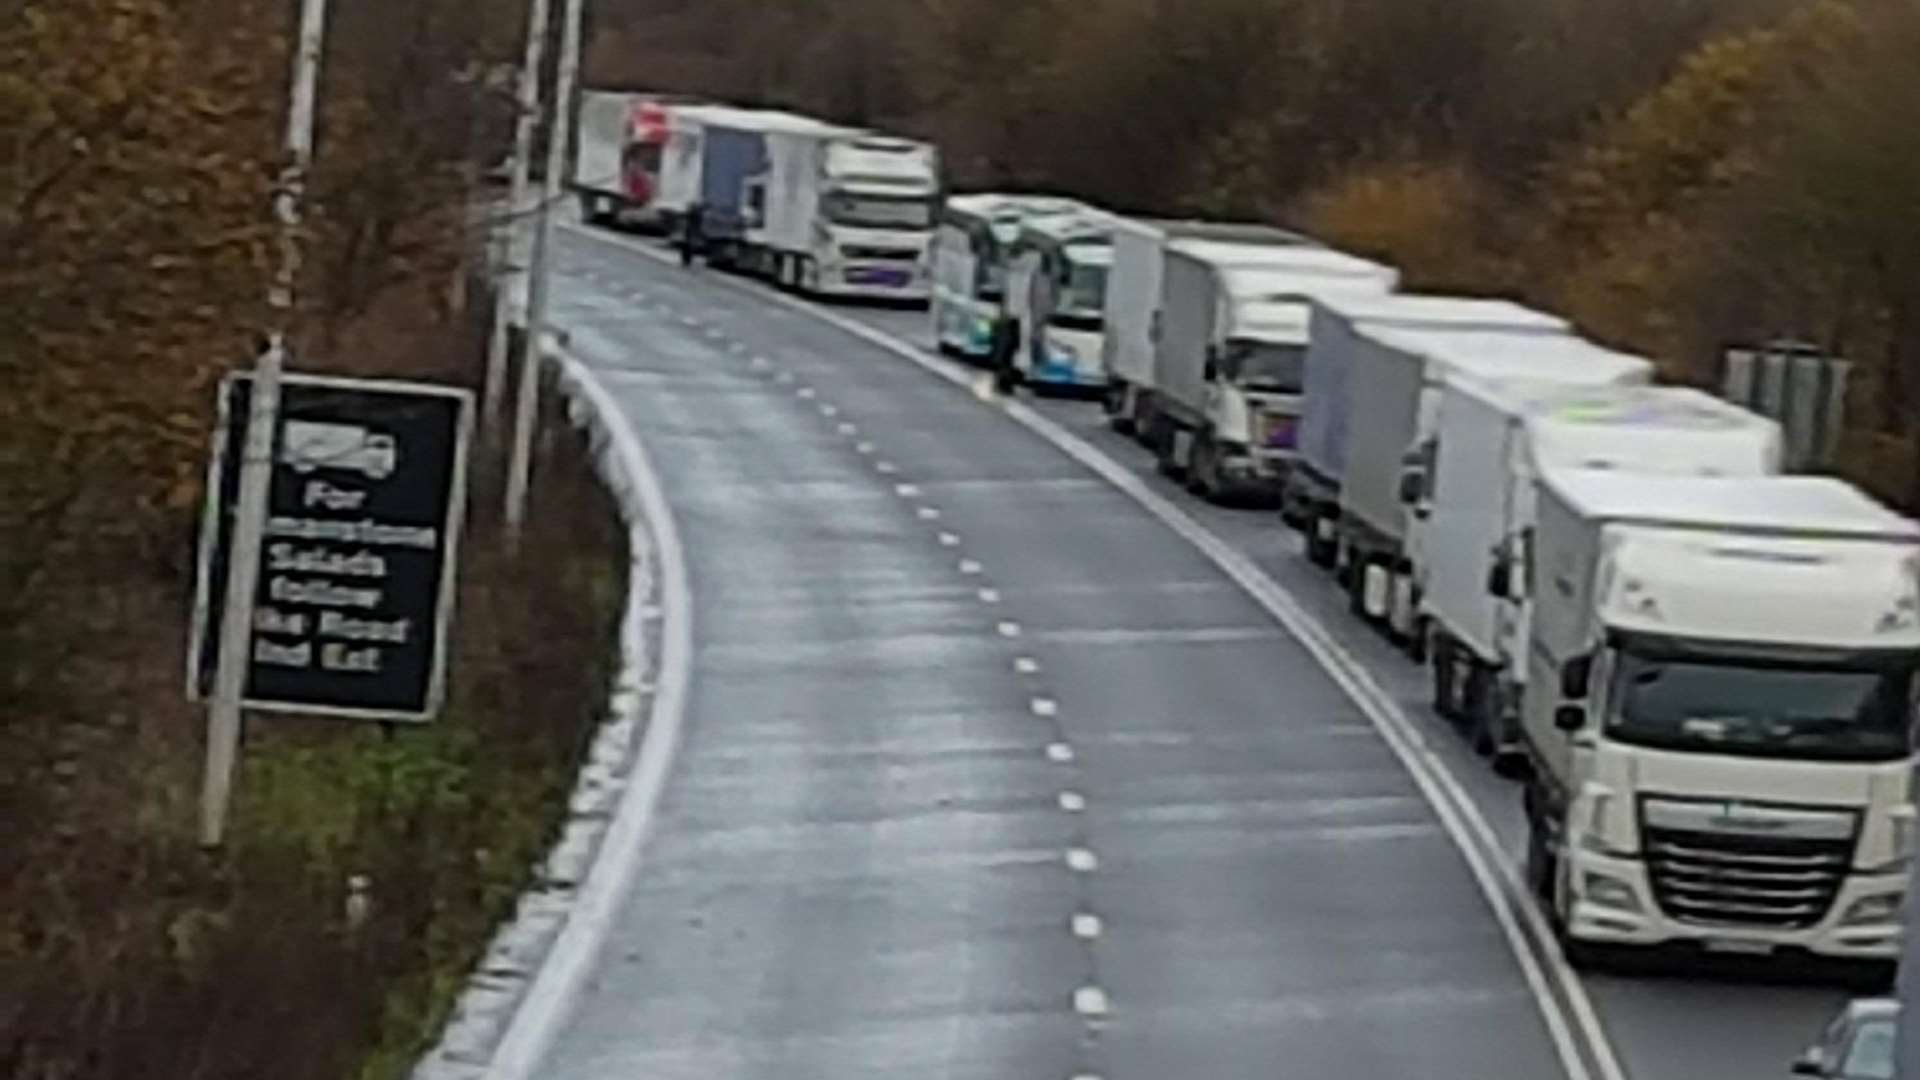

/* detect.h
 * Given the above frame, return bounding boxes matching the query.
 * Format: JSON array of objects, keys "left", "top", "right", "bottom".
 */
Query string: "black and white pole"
[
  {"left": 482, "top": 0, "right": 553, "bottom": 434},
  {"left": 503, "top": 0, "right": 585, "bottom": 539},
  {"left": 199, "top": 0, "right": 329, "bottom": 848}
]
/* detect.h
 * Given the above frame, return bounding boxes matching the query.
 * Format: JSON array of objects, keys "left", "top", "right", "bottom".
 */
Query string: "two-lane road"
[{"left": 536, "top": 233, "right": 1574, "bottom": 1079}]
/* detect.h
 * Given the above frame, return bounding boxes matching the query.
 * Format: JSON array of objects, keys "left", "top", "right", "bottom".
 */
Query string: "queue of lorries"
[{"left": 574, "top": 92, "right": 1920, "bottom": 984}]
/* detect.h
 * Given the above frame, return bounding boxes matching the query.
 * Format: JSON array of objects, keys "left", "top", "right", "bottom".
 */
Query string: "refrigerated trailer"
[
  {"left": 1147, "top": 242, "right": 1398, "bottom": 502},
  {"left": 931, "top": 194, "right": 1085, "bottom": 360},
  {"left": 1519, "top": 470, "right": 1920, "bottom": 973},
  {"left": 1100, "top": 219, "right": 1319, "bottom": 437},
  {"left": 571, "top": 92, "right": 689, "bottom": 230},
  {"left": 1290, "top": 296, "right": 1571, "bottom": 564},
  {"left": 1419, "top": 383, "right": 1780, "bottom": 762}
]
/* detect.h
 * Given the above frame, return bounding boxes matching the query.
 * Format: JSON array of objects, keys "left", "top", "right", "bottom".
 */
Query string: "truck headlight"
[
  {"left": 1577, "top": 786, "right": 1633, "bottom": 857},
  {"left": 1864, "top": 805, "right": 1917, "bottom": 874},
  {"left": 1841, "top": 891, "right": 1904, "bottom": 926}
]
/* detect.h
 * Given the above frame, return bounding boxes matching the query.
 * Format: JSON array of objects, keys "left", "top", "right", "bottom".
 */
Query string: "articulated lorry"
[
  {"left": 1290, "top": 296, "right": 1570, "bottom": 564},
  {"left": 1420, "top": 384, "right": 1781, "bottom": 762},
  {"left": 1334, "top": 326, "right": 1654, "bottom": 644},
  {"left": 654, "top": 105, "right": 827, "bottom": 260},
  {"left": 571, "top": 92, "right": 686, "bottom": 229},
  {"left": 1147, "top": 242, "right": 1399, "bottom": 502},
  {"left": 1002, "top": 209, "right": 1119, "bottom": 392},
  {"left": 1521, "top": 470, "right": 1920, "bottom": 973},
  {"left": 1100, "top": 219, "right": 1319, "bottom": 438},
  {"left": 751, "top": 126, "right": 942, "bottom": 300},
  {"left": 931, "top": 194, "right": 1083, "bottom": 360}
]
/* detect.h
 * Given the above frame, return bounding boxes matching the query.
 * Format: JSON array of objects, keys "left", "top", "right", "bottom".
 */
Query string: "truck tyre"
[
  {"left": 1188, "top": 434, "right": 1220, "bottom": 499},
  {"left": 1107, "top": 386, "right": 1135, "bottom": 435},
  {"left": 799, "top": 257, "right": 819, "bottom": 296},
  {"left": 1150, "top": 415, "right": 1181, "bottom": 479},
  {"left": 1347, "top": 553, "right": 1371, "bottom": 618},
  {"left": 1306, "top": 509, "right": 1338, "bottom": 569},
  {"left": 1431, "top": 632, "right": 1459, "bottom": 720}
]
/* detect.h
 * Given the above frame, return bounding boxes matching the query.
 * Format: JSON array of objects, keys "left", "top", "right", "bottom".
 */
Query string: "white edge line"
[
  {"left": 558, "top": 222, "right": 1623, "bottom": 1080},
  {"left": 484, "top": 346, "right": 695, "bottom": 1080}
]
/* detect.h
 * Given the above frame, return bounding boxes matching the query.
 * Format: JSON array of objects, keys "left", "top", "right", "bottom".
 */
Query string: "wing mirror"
[
  {"left": 1560, "top": 654, "right": 1594, "bottom": 699},
  {"left": 1487, "top": 558, "right": 1512, "bottom": 600},
  {"left": 1202, "top": 353, "right": 1219, "bottom": 383},
  {"left": 1554, "top": 705, "right": 1587, "bottom": 733},
  {"left": 1397, "top": 469, "right": 1423, "bottom": 506},
  {"left": 1790, "top": 1048, "right": 1825, "bottom": 1077}
]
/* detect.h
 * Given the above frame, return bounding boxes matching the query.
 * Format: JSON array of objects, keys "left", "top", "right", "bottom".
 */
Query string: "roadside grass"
[{"left": 0, "top": 286, "right": 626, "bottom": 1080}]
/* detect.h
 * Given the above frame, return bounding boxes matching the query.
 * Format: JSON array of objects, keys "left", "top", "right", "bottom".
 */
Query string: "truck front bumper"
[
  {"left": 822, "top": 264, "right": 929, "bottom": 301},
  {"left": 1564, "top": 847, "right": 1906, "bottom": 960},
  {"left": 1215, "top": 449, "right": 1293, "bottom": 496},
  {"left": 1027, "top": 361, "right": 1109, "bottom": 392}
]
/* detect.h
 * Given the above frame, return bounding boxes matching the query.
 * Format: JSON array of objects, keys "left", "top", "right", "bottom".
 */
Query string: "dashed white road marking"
[
  {"left": 1073, "top": 987, "right": 1110, "bottom": 1018},
  {"left": 917, "top": 507, "right": 942, "bottom": 521},
  {"left": 937, "top": 531, "right": 960, "bottom": 547},
  {"left": 775, "top": 372, "right": 794, "bottom": 385},
  {"left": 1058, "top": 791, "right": 1086, "bottom": 813},
  {"left": 1030, "top": 697, "right": 1058, "bottom": 718},
  {"left": 876, "top": 461, "right": 899, "bottom": 475},
  {"left": 820, "top": 404, "right": 839, "bottom": 417},
  {"left": 1072, "top": 913, "right": 1103, "bottom": 940},
  {"left": 978, "top": 587, "right": 1001, "bottom": 604},
  {"left": 839, "top": 422, "right": 858, "bottom": 436},
  {"left": 959, "top": 559, "right": 983, "bottom": 575},
  {"left": 1014, "top": 656, "right": 1039, "bottom": 675},
  {"left": 750, "top": 355, "right": 770, "bottom": 369},
  {"left": 895, "top": 483, "right": 922, "bottom": 497},
  {"left": 1065, "top": 847, "right": 1098, "bottom": 872},
  {"left": 855, "top": 441, "right": 875, "bottom": 455},
  {"left": 1047, "top": 742, "right": 1076, "bottom": 764},
  {"left": 797, "top": 387, "right": 816, "bottom": 400},
  {"left": 996, "top": 621, "right": 1022, "bottom": 638}
]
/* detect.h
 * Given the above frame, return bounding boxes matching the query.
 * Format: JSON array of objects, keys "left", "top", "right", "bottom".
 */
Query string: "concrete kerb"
[{"left": 409, "top": 342, "right": 694, "bottom": 1080}]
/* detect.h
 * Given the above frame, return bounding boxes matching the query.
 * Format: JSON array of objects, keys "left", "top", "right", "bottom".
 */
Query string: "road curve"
[{"left": 532, "top": 229, "right": 1582, "bottom": 1080}]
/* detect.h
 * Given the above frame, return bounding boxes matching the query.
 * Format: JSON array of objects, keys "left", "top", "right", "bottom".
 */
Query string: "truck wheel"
[
  {"left": 1306, "top": 509, "right": 1337, "bottom": 568},
  {"left": 1188, "top": 435, "right": 1219, "bottom": 499},
  {"left": 799, "top": 258, "right": 819, "bottom": 295},
  {"left": 1151, "top": 416, "right": 1182, "bottom": 479},
  {"left": 1347, "top": 553, "right": 1372, "bottom": 618},
  {"left": 1107, "top": 386, "right": 1135, "bottom": 435},
  {"left": 1132, "top": 397, "right": 1159, "bottom": 448},
  {"left": 1407, "top": 615, "right": 1430, "bottom": 664},
  {"left": 1431, "top": 632, "right": 1458, "bottom": 720}
]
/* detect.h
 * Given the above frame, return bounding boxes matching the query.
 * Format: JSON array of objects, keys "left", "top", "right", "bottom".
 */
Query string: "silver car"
[{"left": 1793, "top": 998, "right": 1896, "bottom": 1079}]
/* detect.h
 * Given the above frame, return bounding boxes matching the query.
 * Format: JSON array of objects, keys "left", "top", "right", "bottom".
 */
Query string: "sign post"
[
  {"left": 191, "top": 374, "right": 473, "bottom": 721},
  {"left": 200, "top": 0, "right": 330, "bottom": 848}
]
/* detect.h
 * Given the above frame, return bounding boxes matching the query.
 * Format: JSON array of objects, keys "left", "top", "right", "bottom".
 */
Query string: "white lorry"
[
  {"left": 1001, "top": 209, "right": 1119, "bottom": 393},
  {"left": 571, "top": 91, "right": 684, "bottom": 229},
  {"left": 1520, "top": 469, "right": 1920, "bottom": 973},
  {"left": 751, "top": 126, "right": 942, "bottom": 301},
  {"left": 1336, "top": 326, "right": 1655, "bottom": 645},
  {"left": 1099, "top": 219, "right": 1318, "bottom": 437},
  {"left": 931, "top": 194, "right": 1083, "bottom": 360},
  {"left": 1421, "top": 383, "right": 1781, "bottom": 763},
  {"left": 1290, "top": 296, "right": 1570, "bottom": 565},
  {"left": 1147, "top": 242, "right": 1398, "bottom": 502}
]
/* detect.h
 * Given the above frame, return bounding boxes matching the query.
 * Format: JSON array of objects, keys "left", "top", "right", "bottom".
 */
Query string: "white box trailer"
[
  {"left": 1420, "top": 383, "right": 1780, "bottom": 759},
  {"left": 1338, "top": 325, "right": 1653, "bottom": 644},
  {"left": 1100, "top": 219, "right": 1318, "bottom": 437},
  {"left": 753, "top": 127, "right": 942, "bottom": 301},
  {"left": 1147, "top": 242, "right": 1397, "bottom": 502},
  {"left": 1291, "top": 296, "right": 1571, "bottom": 566},
  {"left": 931, "top": 194, "right": 1085, "bottom": 359},
  {"left": 571, "top": 91, "right": 687, "bottom": 229},
  {"left": 1518, "top": 470, "right": 1920, "bottom": 970}
]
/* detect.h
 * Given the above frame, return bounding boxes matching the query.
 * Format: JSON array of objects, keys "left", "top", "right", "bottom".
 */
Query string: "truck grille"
[
  {"left": 1642, "top": 826, "right": 1852, "bottom": 929},
  {"left": 841, "top": 245, "right": 919, "bottom": 262}
]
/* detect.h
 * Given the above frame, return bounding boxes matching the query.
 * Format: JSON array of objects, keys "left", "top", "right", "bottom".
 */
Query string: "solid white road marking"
[
  {"left": 562, "top": 225, "right": 1623, "bottom": 1080},
  {"left": 1058, "top": 791, "right": 1086, "bottom": 813},
  {"left": 1072, "top": 913, "right": 1103, "bottom": 939},
  {"left": 1065, "top": 847, "right": 1098, "bottom": 872}
]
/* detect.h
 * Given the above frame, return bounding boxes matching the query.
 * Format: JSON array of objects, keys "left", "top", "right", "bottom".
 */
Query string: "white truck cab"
[
  {"left": 931, "top": 194, "right": 1082, "bottom": 359},
  {"left": 1521, "top": 470, "right": 1920, "bottom": 971},
  {"left": 1004, "top": 210, "right": 1118, "bottom": 392}
]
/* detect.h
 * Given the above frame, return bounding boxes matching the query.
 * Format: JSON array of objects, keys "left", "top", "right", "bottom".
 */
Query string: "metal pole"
[
  {"left": 504, "top": 0, "right": 584, "bottom": 539},
  {"left": 484, "top": 0, "right": 553, "bottom": 434},
  {"left": 199, "top": 0, "right": 329, "bottom": 848}
]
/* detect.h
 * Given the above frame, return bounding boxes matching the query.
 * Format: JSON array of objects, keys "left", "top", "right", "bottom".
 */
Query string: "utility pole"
[
  {"left": 504, "top": 0, "right": 585, "bottom": 539},
  {"left": 483, "top": 0, "right": 553, "bottom": 434},
  {"left": 199, "top": 0, "right": 329, "bottom": 848}
]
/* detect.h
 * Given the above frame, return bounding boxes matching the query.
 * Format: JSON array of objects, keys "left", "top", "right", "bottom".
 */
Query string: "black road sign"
[{"left": 190, "top": 372, "right": 473, "bottom": 721}]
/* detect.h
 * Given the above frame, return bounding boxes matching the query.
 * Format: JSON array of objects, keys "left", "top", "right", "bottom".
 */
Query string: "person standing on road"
[
  {"left": 990, "top": 316, "right": 1020, "bottom": 395},
  {"left": 679, "top": 201, "right": 705, "bottom": 267}
]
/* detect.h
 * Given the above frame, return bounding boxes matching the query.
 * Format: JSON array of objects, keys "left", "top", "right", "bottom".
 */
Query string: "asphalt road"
[{"left": 535, "top": 225, "right": 1843, "bottom": 1080}]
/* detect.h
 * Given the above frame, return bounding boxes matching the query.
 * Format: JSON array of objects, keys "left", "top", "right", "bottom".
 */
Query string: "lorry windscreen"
[
  {"left": 825, "top": 193, "right": 934, "bottom": 230},
  {"left": 1608, "top": 649, "right": 1914, "bottom": 762},
  {"left": 1223, "top": 341, "right": 1306, "bottom": 392},
  {"left": 1051, "top": 253, "right": 1107, "bottom": 328}
]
